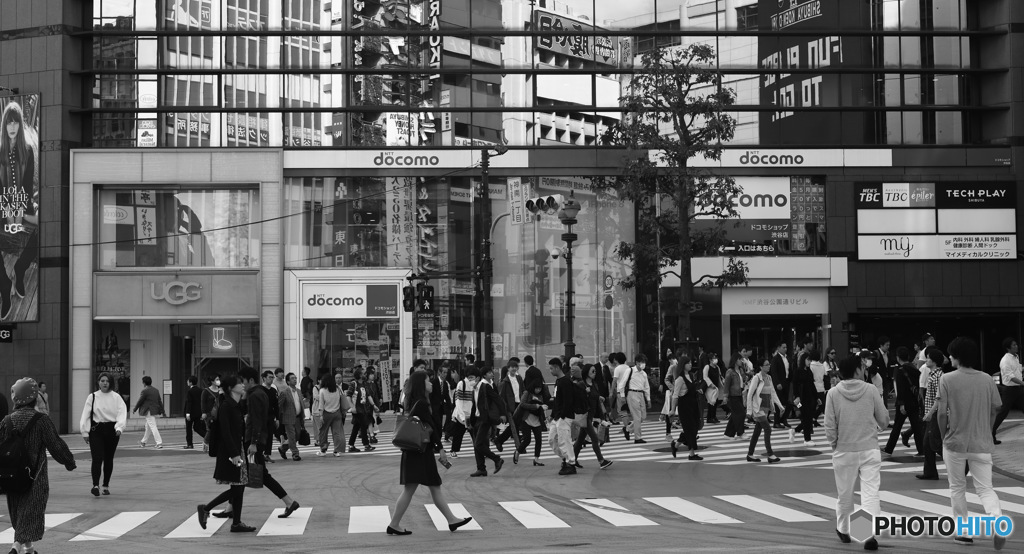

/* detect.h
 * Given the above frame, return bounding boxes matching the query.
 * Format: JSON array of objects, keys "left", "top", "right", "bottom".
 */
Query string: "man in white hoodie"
[{"left": 825, "top": 351, "right": 889, "bottom": 551}]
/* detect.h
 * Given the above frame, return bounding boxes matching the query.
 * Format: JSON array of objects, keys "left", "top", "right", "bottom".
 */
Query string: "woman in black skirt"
[
  {"left": 670, "top": 356, "right": 704, "bottom": 461},
  {"left": 386, "top": 370, "right": 472, "bottom": 536}
]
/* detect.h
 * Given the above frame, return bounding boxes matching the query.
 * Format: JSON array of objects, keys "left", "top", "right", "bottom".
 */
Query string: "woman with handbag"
[
  {"left": 571, "top": 365, "right": 614, "bottom": 470},
  {"left": 347, "top": 369, "right": 376, "bottom": 453},
  {"left": 316, "top": 374, "right": 345, "bottom": 457},
  {"left": 79, "top": 372, "right": 127, "bottom": 497},
  {"left": 386, "top": 370, "right": 472, "bottom": 536},
  {"left": 660, "top": 358, "right": 677, "bottom": 440},
  {"left": 670, "top": 357, "right": 703, "bottom": 461},
  {"left": 517, "top": 378, "right": 547, "bottom": 466},
  {"left": 745, "top": 358, "right": 784, "bottom": 464},
  {"left": 196, "top": 375, "right": 255, "bottom": 533}
]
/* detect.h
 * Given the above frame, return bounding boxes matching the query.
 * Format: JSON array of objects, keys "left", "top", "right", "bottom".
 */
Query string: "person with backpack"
[
  {"left": 571, "top": 364, "right": 614, "bottom": 470},
  {"left": 1, "top": 378, "right": 77, "bottom": 554},
  {"left": 79, "top": 372, "right": 127, "bottom": 496}
]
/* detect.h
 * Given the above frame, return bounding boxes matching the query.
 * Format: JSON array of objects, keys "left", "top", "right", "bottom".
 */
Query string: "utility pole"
[{"left": 480, "top": 149, "right": 494, "bottom": 364}]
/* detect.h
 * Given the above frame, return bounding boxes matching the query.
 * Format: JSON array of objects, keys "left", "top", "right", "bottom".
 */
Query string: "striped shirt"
[{"left": 452, "top": 379, "right": 476, "bottom": 423}]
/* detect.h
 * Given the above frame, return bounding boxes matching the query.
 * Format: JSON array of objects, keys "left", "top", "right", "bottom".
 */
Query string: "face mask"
[
  {"left": 866, "top": 359, "right": 873, "bottom": 368},
  {"left": 638, "top": 363, "right": 646, "bottom": 370}
]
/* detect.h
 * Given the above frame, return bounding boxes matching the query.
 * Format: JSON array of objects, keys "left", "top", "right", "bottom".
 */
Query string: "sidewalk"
[{"left": 992, "top": 419, "right": 1024, "bottom": 480}]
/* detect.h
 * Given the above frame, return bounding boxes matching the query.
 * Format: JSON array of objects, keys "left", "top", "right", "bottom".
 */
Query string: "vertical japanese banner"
[
  {"left": 0, "top": 93, "right": 41, "bottom": 322},
  {"left": 386, "top": 177, "right": 415, "bottom": 268}
]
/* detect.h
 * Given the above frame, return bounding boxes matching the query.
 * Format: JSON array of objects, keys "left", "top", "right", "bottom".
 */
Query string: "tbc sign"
[{"left": 150, "top": 281, "right": 202, "bottom": 306}]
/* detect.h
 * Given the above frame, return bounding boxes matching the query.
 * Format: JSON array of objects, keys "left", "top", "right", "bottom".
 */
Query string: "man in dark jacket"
[
  {"left": 469, "top": 366, "right": 505, "bottom": 477},
  {"left": 883, "top": 347, "right": 923, "bottom": 456},
  {"left": 260, "top": 370, "right": 280, "bottom": 462},
  {"left": 493, "top": 358, "right": 524, "bottom": 452},
  {"left": 770, "top": 341, "right": 793, "bottom": 428},
  {"left": 550, "top": 358, "right": 578, "bottom": 475},
  {"left": 183, "top": 375, "right": 204, "bottom": 449},
  {"left": 212, "top": 367, "right": 300, "bottom": 520}
]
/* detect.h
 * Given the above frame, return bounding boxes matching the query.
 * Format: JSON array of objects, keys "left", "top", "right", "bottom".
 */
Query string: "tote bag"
[{"left": 392, "top": 401, "right": 433, "bottom": 453}]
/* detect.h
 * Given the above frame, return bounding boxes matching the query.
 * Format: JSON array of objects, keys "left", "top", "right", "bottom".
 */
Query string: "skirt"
[{"left": 399, "top": 449, "right": 441, "bottom": 487}]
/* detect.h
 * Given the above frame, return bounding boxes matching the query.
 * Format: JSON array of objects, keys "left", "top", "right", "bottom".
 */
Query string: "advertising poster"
[
  {"left": 94, "top": 322, "right": 132, "bottom": 404},
  {"left": 0, "top": 93, "right": 41, "bottom": 322},
  {"left": 758, "top": 0, "right": 873, "bottom": 144}
]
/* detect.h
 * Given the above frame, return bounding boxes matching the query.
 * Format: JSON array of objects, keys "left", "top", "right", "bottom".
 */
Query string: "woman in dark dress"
[
  {"left": 386, "top": 370, "right": 473, "bottom": 536},
  {"left": 196, "top": 375, "right": 255, "bottom": 533},
  {"left": 670, "top": 356, "right": 704, "bottom": 461}
]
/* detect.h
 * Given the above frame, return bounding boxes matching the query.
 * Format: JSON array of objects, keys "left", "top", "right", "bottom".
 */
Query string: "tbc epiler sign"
[{"left": 302, "top": 283, "right": 398, "bottom": 319}]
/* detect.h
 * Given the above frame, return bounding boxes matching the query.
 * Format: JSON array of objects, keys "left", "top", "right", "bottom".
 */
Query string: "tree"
[{"left": 600, "top": 43, "right": 749, "bottom": 352}]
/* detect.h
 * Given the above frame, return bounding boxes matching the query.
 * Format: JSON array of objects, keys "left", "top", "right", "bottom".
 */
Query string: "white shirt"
[
  {"left": 509, "top": 375, "right": 521, "bottom": 403},
  {"left": 621, "top": 367, "right": 651, "bottom": 397},
  {"left": 80, "top": 390, "right": 128, "bottom": 436},
  {"left": 1000, "top": 353, "right": 1022, "bottom": 387},
  {"left": 474, "top": 378, "right": 491, "bottom": 417},
  {"left": 613, "top": 364, "right": 631, "bottom": 395},
  {"left": 777, "top": 352, "right": 789, "bottom": 378}
]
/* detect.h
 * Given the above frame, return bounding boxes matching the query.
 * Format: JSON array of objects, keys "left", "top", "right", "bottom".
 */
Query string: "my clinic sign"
[{"left": 302, "top": 283, "right": 398, "bottom": 319}]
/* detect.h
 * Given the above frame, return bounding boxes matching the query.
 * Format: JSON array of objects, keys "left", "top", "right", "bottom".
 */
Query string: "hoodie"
[{"left": 824, "top": 379, "right": 889, "bottom": 453}]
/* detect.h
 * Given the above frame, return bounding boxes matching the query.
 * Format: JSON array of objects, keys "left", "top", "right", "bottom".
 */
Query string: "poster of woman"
[{"left": 0, "top": 94, "right": 41, "bottom": 322}]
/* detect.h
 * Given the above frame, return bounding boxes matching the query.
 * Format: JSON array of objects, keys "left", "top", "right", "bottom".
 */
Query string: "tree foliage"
[{"left": 600, "top": 43, "right": 750, "bottom": 343}]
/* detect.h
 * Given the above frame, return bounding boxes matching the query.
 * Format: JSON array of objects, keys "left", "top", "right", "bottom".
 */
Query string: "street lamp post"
[
  {"left": 480, "top": 145, "right": 508, "bottom": 364},
  {"left": 558, "top": 192, "right": 581, "bottom": 360}
]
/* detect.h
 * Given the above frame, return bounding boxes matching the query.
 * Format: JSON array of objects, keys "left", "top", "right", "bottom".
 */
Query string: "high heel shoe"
[
  {"left": 449, "top": 517, "right": 472, "bottom": 532},
  {"left": 533, "top": 460, "right": 544, "bottom": 467},
  {"left": 386, "top": 526, "right": 412, "bottom": 536}
]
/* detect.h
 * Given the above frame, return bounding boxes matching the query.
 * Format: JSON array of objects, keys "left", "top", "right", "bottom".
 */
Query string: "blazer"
[
  {"left": 183, "top": 385, "right": 203, "bottom": 418},
  {"left": 133, "top": 386, "right": 164, "bottom": 417},
  {"left": 498, "top": 374, "right": 525, "bottom": 411},
  {"left": 278, "top": 386, "right": 305, "bottom": 425},
  {"left": 472, "top": 381, "right": 504, "bottom": 426},
  {"left": 262, "top": 385, "right": 280, "bottom": 423},
  {"left": 770, "top": 352, "right": 791, "bottom": 389}
]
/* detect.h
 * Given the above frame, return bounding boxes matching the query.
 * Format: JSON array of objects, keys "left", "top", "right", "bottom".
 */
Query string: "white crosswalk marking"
[
  {"left": 0, "top": 513, "right": 80, "bottom": 543},
  {"left": 425, "top": 503, "right": 481, "bottom": 531},
  {"left": 644, "top": 497, "right": 741, "bottom": 524},
  {"left": 499, "top": 501, "right": 570, "bottom": 529},
  {"left": 348, "top": 506, "right": 391, "bottom": 534},
  {"left": 572, "top": 499, "right": 658, "bottom": 526},
  {"left": 69, "top": 511, "right": 159, "bottom": 541},
  {"left": 996, "top": 487, "right": 1024, "bottom": 499},
  {"left": 786, "top": 493, "right": 896, "bottom": 517},
  {"left": 258, "top": 507, "right": 312, "bottom": 536},
  {"left": 922, "top": 489, "right": 1024, "bottom": 515},
  {"left": 715, "top": 495, "right": 825, "bottom": 522},
  {"left": 165, "top": 513, "right": 228, "bottom": 538},
  {"left": 872, "top": 491, "right": 981, "bottom": 517}
]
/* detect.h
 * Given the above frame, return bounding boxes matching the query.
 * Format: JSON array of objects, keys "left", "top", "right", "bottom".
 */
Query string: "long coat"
[
  {"left": 212, "top": 395, "right": 246, "bottom": 485},
  {"left": 0, "top": 407, "right": 76, "bottom": 543}
]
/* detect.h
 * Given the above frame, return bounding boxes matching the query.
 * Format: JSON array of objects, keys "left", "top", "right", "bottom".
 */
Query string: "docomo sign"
[
  {"left": 697, "top": 177, "right": 792, "bottom": 220},
  {"left": 651, "top": 149, "right": 892, "bottom": 168},
  {"left": 302, "top": 284, "right": 382, "bottom": 319},
  {"left": 150, "top": 281, "right": 202, "bottom": 306}
]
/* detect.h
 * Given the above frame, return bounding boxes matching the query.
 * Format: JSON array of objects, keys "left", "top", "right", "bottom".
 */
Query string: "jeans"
[
  {"left": 943, "top": 449, "right": 1002, "bottom": 521},
  {"left": 626, "top": 392, "right": 647, "bottom": 440},
  {"left": 724, "top": 396, "right": 745, "bottom": 437},
  {"left": 833, "top": 449, "right": 882, "bottom": 537},
  {"left": 88, "top": 422, "right": 120, "bottom": 487},
  {"left": 318, "top": 410, "right": 345, "bottom": 453},
  {"left": 141, "top": 414, "right": 162, "bottom": 445},
  {"left": 473, "top": 421, "right": 501, "bottom": 471},
  {"left": 572, "top": 415, "right": 605, "bottom": 462},
  {"left": 311, "top": 413, "right": 322, "bottom": 444},
  {"left": 747, "top": 415, "right": 775, "bottom": 457}
]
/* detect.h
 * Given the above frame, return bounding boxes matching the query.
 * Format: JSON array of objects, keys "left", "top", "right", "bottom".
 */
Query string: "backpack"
[
  {"left": 0, "top": 412, "right": 45, "bottom": 494},
  {"left": 571, "top": 380, "right": 590, "bottom": 415},
  {"left": 205, "top": 397, "right": 221, "bottom": 458}
]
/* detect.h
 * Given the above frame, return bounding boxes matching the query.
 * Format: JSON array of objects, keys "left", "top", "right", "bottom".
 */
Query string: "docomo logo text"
[
  {"left": 373, "top": 152, "right": 441, "bottom": 167},
  {"left": 307, "top": 294, "right": 364, "bottom": 307},
  {"left": 151, "top": 281, "right": 202, "bottom": 306},
  {"left": 728, "top": 193, "right": 789, "bottom": 209},
  {"left": 739, "top": 151, "right": 805, "bottom": 166}
]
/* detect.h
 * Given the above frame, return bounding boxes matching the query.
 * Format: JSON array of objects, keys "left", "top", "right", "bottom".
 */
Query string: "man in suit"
[
  {"left": 875, "top": 336, "right": 897, "bottom": 412},
  {"left": 183, "top": 375, "right": 204, "bottom": 449},
  {"left": 494, "top": 357, "right": 524, "bottom": 452},
  {"left": 770, "top": 341, "right": 793, "bottom": 428},
  {"left": 277, "top": 372, "right": 306, "bottom": 461},
  {"left": 883, "top": 347, "right": 923, "bottom": 456},
  {"left": 470, "top": 366, "right": 505, "bottom": 477},
  {"left": 261, "top": 370, "right": 280, "bottom": 462}
]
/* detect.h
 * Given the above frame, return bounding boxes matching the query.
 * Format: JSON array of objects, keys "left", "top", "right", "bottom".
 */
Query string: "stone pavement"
[{"left": 993, "top": 419, "right": 1024, "bottom": 480}]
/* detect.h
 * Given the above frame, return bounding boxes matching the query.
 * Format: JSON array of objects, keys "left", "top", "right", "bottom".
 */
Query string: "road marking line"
[
  {"left": 644, "top": 497, "right": 741, "bottom": 524},
  {"left": 425, "top": 503, "right": 481, "bottom": 531},
  {"left": 348, "top": 506, "right": 391, "bottom": 534},
  {"left": 715, "top": 495, "right": 825, "bottom": 522},
  {"left": 870, "top": 491, "right": 981, "bottom": 517},
  {"left": 164, "top": 513, "right": 228, "bottom": 538},
  {"left": 884, "top": 464, "right": 945, "bottom": 473},
  {"left": 258, "top": 507, "right": 312, "bottom": 536},
  {"left": 572, "top": 499, "right": 658, "bottom": 527},
  {"left": 0, "top": 513, "right": 80, "bottom": 543},
  {"left": 922, "top": 489, "right": 1024, "bottom": 515},
  {"left": 499, "top": 501, "right": 570, "bottom": 529},
  {"left": 786, "top": 493, "right": 896, "bottom": 517},
  {"left": 996, "top": 487, "right": 1024, "bottom": 499},
  {"left": 69, "top": 511, "right": 159, "bottom": 541}
]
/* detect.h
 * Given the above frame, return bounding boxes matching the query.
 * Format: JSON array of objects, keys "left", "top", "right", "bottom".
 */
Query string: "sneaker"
[
  {"left": 183, "top": 445, "right": 194, "bottom": 449},
  {"left": 292, "top": 455, "right": 301, "bottom": 461},
  {"left": 364, "top": 445, "right": 376, "bottom": 452},
  {"left": 953, "top": 537, "right": 973, "bottom": 546},
  {"left": 788, "top": 429, "right": 795, "bottom": 443},
  {"left": 995, "top": 533, "right": 1007, "bottom": 551},
  {"left": 139, "top": 440, "right": 147, "bottom": 448},
  {"left": 278, "top": 445, "right": 288, "bottom": 460},
  {"left": 836, "top": 529, "right": 851, "bottom": 544},
  {"left": 864, "top": 537, "right": 878, "bottom": 551},
  {"left": 687, "top": 454, "right": 704, "bottom": 461},
  {"left": 316, "top": 451, "right": 326, "bottom": 457},
  {"left": 155, "top": 444, "right": 163, "bottom": 449},
  {"left": 622, "top": 427, "right": 631, "bottom": 441},
  {"left": 449, "top": 451, "right": 458, "bottom": 458},
  {"left": 334, "top": 452, "right": 342, "bottom": 457},
  {"left": 230, "top": 523, "right": 257, "bottom": 533},
  {"left": 804, "top": 440, "right": 815, "bottom": 447},
  {"left": 349, "top": 446, "right": 361, "bottom": 453},
  {"left": 493, "top": 440, "right": 504, "bottom": 452},
  {"left": 599, "top": 459, "right": 613, "bottom": 470},
  {"left": 633, "top": 439, "right": 647, "bottom": 444},
  {"left": 558, "top": 463, "right": 577, "bottom": 476},
  {"left": 768, "top": 456, "right": 782, "bottom": 464}
]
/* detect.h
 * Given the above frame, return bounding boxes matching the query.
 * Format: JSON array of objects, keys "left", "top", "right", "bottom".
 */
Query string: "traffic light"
[
  {"left": 419, "top": 285, "right": 435, "bottom": 313},
  {"left": 402, "top": 285, "right": 416, "bottom": 312},
  {"left": 603, "top": 275, "right": 615, "bottom": 310},
  {"left": 525, "top": 194, "right": 566, "bottom": 216}
]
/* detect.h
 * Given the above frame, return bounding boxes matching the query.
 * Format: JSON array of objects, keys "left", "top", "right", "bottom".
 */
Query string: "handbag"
[
  {"left": 299, "top": 428, "right": 310, "bottom": 446},
  {"left": 246, "top": 454, "right": 265, "bottom": 489},
  {"left": 392, "top": 401, "right": 433, "bottom": 453}
]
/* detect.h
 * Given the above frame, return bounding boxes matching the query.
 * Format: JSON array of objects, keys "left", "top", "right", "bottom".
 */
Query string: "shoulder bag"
[{"left": 392, "top": 400, "right": 433, "bottom": 453}]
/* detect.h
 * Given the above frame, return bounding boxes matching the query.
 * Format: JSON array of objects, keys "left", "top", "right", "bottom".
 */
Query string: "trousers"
[
  {"left": 472, "top": 421, "right": 500, "bottom": 471},
  {"left": 724, "top": 396, "right": 745, "bottom": 437},
  {"left": 141, "top": 414, "right": 162, "bottom": 446},
  {"left": 554, "top": 418, "right": 576, "bottom": 464},
  {"left": 449, "top": 419, "right": 469, "bottom": 453},
  {"left": 833, "top": 449, "right": 882, "bottom": 537},
  {"left": 318, "top": 410, "right": 345, "bottom": 454},
  {"left": 626, "top": 392, "right": 647, "bottom": 440},
  {"left": 89, "top": 422, "right": 120, "bottom": 487},
  {"left": 884, "top": 405, "right": 923, "bottom": 454},
  {"left": 943, "top": 449, "right": 1002, "bottom": 521}
]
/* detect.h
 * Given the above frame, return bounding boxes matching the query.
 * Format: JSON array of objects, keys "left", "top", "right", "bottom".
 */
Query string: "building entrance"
[{"left": 732, "top": 315, "right": 823, "bottom": 364}]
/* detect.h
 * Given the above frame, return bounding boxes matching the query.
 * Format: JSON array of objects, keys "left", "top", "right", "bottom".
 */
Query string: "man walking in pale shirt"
[
  {"left": 992, "top": 337, "right": 1023, "bottom": 445},
  {"left": 618, "top": 354, "right": 651, "bottom": 444}
]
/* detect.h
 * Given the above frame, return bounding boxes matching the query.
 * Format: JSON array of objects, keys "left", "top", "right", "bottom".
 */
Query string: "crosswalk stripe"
[
  {"left": 425, "top": 503, "right": 481, "bottom": 531},
  {"left": 258, "top": 507, "right": 312, "bottom": 536},
  {"left": 0, "top": 513, "right": 80, "bottom": 543},
  {"left": 69, "top": 511, "right": 159, "bottom": 541},
  {"left": 786, "top": 493, "right": 896, "bottom": 517},
  {"left": 873, "top": 491, "right": 980, "bottom": 517},
  {"left": 715, "top": 495, "right": 825, "bottom": 522},
  {"left": 572, "top": 499, "right": 658, "bottom": 527},
  {"left": 922, "top": 489, "right": 1024, "bottom": 515},
  {"left": 644, "top": 496, "right": 741, "bottom": 524},
  {"left": 883, "top": 464, "right": 945, "bottom": 473},
  {"left": 499, "top": 501, "right": 570, "bottom": 529},
  {"left": 348, "top": 506, "right": 391, "bottom": 534},
  {"left": 765, "top": 459, "right": 835, "bottom": 468},
  {"left": 996, "top": 487, "right": 1024, "bottom": 499},
  {"left": 164, "top": 513, "right": 228, "bottom": 538}
]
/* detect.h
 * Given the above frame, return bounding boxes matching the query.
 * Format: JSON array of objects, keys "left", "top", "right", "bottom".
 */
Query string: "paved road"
[{"left": 11, "top": 419, "right": 1023, "bottom": 553}]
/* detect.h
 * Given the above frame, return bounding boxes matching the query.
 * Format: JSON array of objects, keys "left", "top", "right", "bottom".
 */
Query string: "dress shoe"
[
  {"left": 864, "top": 537, "right": 878, "bottom": 550},
  {"left": 599, "top": 459, "right": 613, "bottom": 469},
  {"left": 915, "top": 474, "right": 940, "bottom": 480},
  {"left": 558, "top": 462, "right": 577, "bottom": 475},
  {"left": 994, "top": 438, "right": 1002, "bottom": 445},
  {"left": 533, "top": 460, "right": 545, "bottom": 467},
  {"left": 230, "top": 523, "right": 256, "bottom": 533},
  {"left": 768, "top": 456, "right": 781, "bottom": 463},
  {"left": 448, "top": 517, "right": 472, "bottom": 532},
  {"left": 836, "top": 529, "right": 851, "bottom": 543},
  {"left": 670, "top": 440, "right": 678, "bottom": 458},
  {"left": 386, "top": 526, "right": 412, "bottom": 536},
  {"left": 493, "top": 440, "right": 503, "bottom": 452},
  {"left": 197, "top": 504, "right": 209, "bottom": 530},
  {"left": 278, "top": 445, "right": 288, "bottom": 460},
  {"left": 493, "top": 458, "right": 505, "bottom": 474},
  {"left": 469, "top": 470, "right": 487, "bottom": 477},
  {"left": 349, "top": 446, "right": 361, "bottom": 453},
  {"left": 688, "top": 454, "right": 703, "bottom": 461},
  {"left": 292, "top": 454, "right": 301, "bottom": 461},
  {"left": 365, "top": 445, "right": 375, "bottom": 452},
  {"left": 212, "top": 510, "right": 233, "bottom": 518},
  {"left": 279, "top": 501, "right": 300, "bottom": 518},
  {"left": 634, "top": 439, "right": 647, "bottom": 444},
  {"left": 902, "top": 430, "right": 911, "bottom": 447},
  {"left": 746, "top": 455, "right": 761, "bottom": 462},
  {"left": 623, "top": 427, "right": 631, "bottom": 441}
]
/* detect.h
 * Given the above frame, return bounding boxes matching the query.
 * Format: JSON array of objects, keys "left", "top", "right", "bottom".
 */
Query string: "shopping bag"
[
  {"left": 246, "top": 455, "right": 265, "bottom": 489},
  {"left": 705, "top": 385, "right": 719, "bottom": 406}
]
